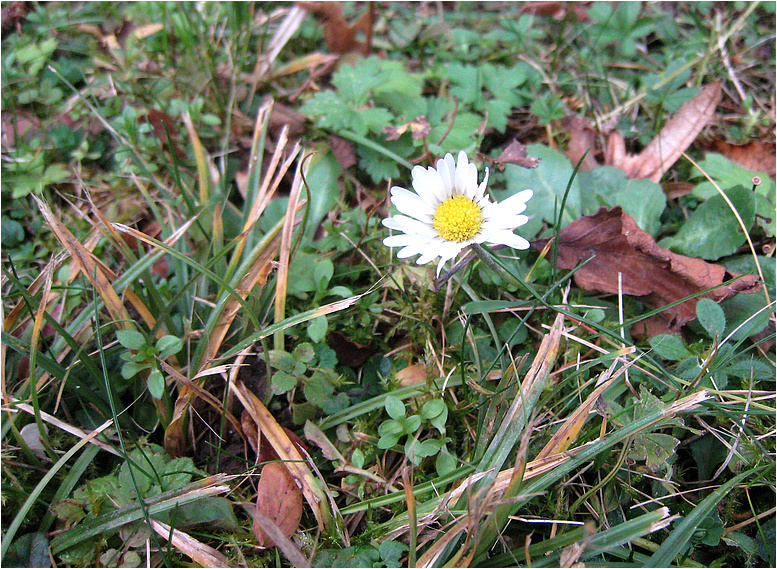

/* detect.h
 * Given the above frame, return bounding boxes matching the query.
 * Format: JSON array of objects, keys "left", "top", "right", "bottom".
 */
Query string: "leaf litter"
[{"left": 532, "top": 207, "right": 762, "bottom": 338}]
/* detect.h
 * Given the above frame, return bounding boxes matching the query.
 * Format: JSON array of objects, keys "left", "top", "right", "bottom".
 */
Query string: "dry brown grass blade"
[
  {"left": 240, "top": 502, "right": 309, "bottom": 567},
  {"left": 606, "top": 82, "right": 723, "bottom": 182},
  {"left": 149, "top": 519, "right": 229, "bottom": 568},
  {"left": 533, "top": 352, "right": 636, "bottom": 461},
  {"left": 231, "top": 378, "right": 331, "bottom": 533},
  {"left": 274, "top": 157, "right": 307, "bottom": 351},
  {"left": 33, "top": 195, "right": 131, "bottom": 329},
  {"left": 3, "top": 396, "right": 121, "bottom": 456},
  {"left": 157, "top": 360, "right": 242, "bottom": 435}
]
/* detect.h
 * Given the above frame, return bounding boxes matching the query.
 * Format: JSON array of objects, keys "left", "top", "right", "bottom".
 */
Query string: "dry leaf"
[
  {"left": 140, "top": 109, "right": 185, "bottom": 158},
  {"left": 327, "top": 330, "right": 372, "bottom": 368},
  {"left": 253, "top": 462, "right": 304, "bottom": 548},
  {"left": 531, "top": 207, "right": 761, "bottom": 338},
  {"left": 559, "top": 115, "right": 600, "bottom": 171},
  {"left": 396, "top": 363, "right": 426, "bottom": 387},
  {"left": 606, "top": 82, "right": 723, "bottom": 182},
  {"left": 519, "top": 1, "right": 591, "bottom": 21},
  {"left": 298, "top": 1, "right": 373, "bottom": 56},
  {"left": 383, "top": 116, "right": 431, "bottom": 141},
  {"left": 710, "top": 140, "right": 776, "bottom": 179},
  {"left": 488, "top": 139, "right": 540, "bottom": 171},
  {"left": 328, "top": 135, "right": 357, "bottom": 171}
]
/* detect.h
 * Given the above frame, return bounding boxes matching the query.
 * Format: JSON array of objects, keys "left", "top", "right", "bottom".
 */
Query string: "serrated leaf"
[
  {"left": 650, "top": 334, "right": 691, "bottom": 361},
  {"left": 695, "top": 298, "right": 726, "bottom": 339},
  {"left": 332, "top": 57, "right": 391, "bottom": 105},
  {"left": 271, "top": 371, "right": 297, "bottom": 395}
]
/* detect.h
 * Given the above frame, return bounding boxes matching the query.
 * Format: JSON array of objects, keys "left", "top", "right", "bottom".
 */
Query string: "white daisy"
[{"left": 382, "top": 151, "right": 533, "bottom": 276}]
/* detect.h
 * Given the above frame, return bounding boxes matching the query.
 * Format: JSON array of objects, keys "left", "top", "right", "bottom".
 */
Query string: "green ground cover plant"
[{"left": 2, "top": 2, "right": 774, "bottom": 567}]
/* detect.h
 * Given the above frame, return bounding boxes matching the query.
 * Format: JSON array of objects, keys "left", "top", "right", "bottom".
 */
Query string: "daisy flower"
[{"left": 382, "top": 151, "right": 533, "bottom": 276}]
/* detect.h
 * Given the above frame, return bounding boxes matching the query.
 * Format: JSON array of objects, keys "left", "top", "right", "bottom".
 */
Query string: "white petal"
[
  {"left": 482, "top": 214, "right": 529, "bottom": 231},
  {"left": 437, "top": 153, "right": 457, "bottom": 195},
  {"left": 486, "top": 230, "right": 531, "bottom": 250},
  {"left": 411, "top": 166, "right": 443, "bottom": 206},
  {"left": 500, "top": 189, "right": 533, "bottom": 211},
  {"left": 416, "top": 250, "right": 440, "bottom": 265},
  {"left": 383, "top": 214, "right": 436, "bottom": 236},
  {"left": 391, "top": 187, "right": 436, "bottom": 220},
  {"left": 384, "top": 234, "right": 424, "bottom": 247},
  {"left": 473, "top": 167, "right": 489, "bottom": 200}
]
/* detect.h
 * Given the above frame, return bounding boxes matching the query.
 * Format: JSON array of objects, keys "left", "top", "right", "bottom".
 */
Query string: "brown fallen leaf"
[
  {"left": 486, "top": 139, "right": 540, "bottom": 171},
  {"left": 519, "top": 1, "right": 591, "bottom": 21},
  {"left": 327, "top": 330, "right": 372, "bottom": 368},
  {"left": 606, "top": 82, "right": 723, "bottom": 182},
  {"left": 383, "top": 116, "right": 431, "bottom": 141},
  {"left": 253, "top": 462, "right": 304, "bottom": 549},
  {"left": 531, "top": 207, "right": 761, "bottom": 338},
  {"left": 140, "top": 109, "right": 185, "bottom": 159},
  {"left": 559, "top": 115, "right": 600, "bottom": 171},
  {"left": 709, "top": 140, "right": 776, "bottom": 179},
  {"left": 297, "top": 1, "right": 374, "bottom": 56}
]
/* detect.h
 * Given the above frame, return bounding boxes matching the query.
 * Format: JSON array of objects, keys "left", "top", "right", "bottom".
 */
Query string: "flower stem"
[{"left": 469, "top": 243, "right": 519, "bottom": 286}]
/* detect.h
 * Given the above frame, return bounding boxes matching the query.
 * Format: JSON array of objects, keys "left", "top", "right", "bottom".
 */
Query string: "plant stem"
[{"left": 469, "top": 243, "right": 519, "bottom": 286}]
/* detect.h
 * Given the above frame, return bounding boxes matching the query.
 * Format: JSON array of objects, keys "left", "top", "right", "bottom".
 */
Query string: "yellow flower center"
[{"left": 433, "top": 195, "right": 483, "bottom": 242}]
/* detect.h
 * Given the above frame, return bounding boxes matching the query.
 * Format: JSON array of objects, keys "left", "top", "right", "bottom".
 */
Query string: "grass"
[{"left": 1, "top": 2, "right": 775, "bottom": 567}]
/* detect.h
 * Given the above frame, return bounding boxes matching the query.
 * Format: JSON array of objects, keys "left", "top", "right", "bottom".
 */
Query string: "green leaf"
[
  {"left": 499, "top": 144, "right": 583, "bottom": 238},
  {"left": 307, "top": 315, "right": 328, "bottom": 344},
  {"left": 303, "top": 151, "right": 342, "bottom": 242},
  {"left": 577, "top": 166, "right": 666, "bottom": 235},
  {"left": 403, "top": 414, "right": 422, "bottom": 434},
  {"left": 377, "top": 433, "right": 400, "bottom": 449},
  {"left": 332, "top": 57, "right": 391, "bottom": 105},
  {"left": 146, "top": 369, "right": 165, "bottom": 399},
  {"left": 313, "top": 259, "right": 334, "bottom": 291},
  {"left": 420, "top": 400, "right": 446, "bottom": 420},
  {"left": 116, "top": 329, "right": 146, "bottom": 350},
  {"left": 695, "top": 298, "right": 726, "bottom": 339},
  {"left": 378, "top": 419, "right": 404, "bottom": 437},
  {"left": 649, "top": 334, "right": 691, "bottom": 361},
  {"left": 121, "top": 360, "right": 148, "bottom": 379},
  {"left": 646, "top": 465, "right": 766, "bottom": 567},
  {"left": 292, "top": 342, "right": 316, "bottom": 363},
  {"left": 2, "top": 217, "right": 25, "bottom": 248},
  {"left": 435, "top": 447, "right": 457, "bottom": 476},
  {"left": 379, "top": 540, "right": 408, "bottom": 568},
  {"left": 659, "top": 186, "right": 756, "bottom": 260},
  {"left": 384, "top": 395, "right": 406, "bottom": 420},
  {"left": 721, "top": 292, "right": 771, "bottom": 340},
  {"left": 270, "top": 371, "right": 297, "bottom": 395},
  {"left": 155, "top": 335, "right": 183, "bottom": 358},
  {"left": 351, "top": 448, "right": 364, "bottom": 469}
]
